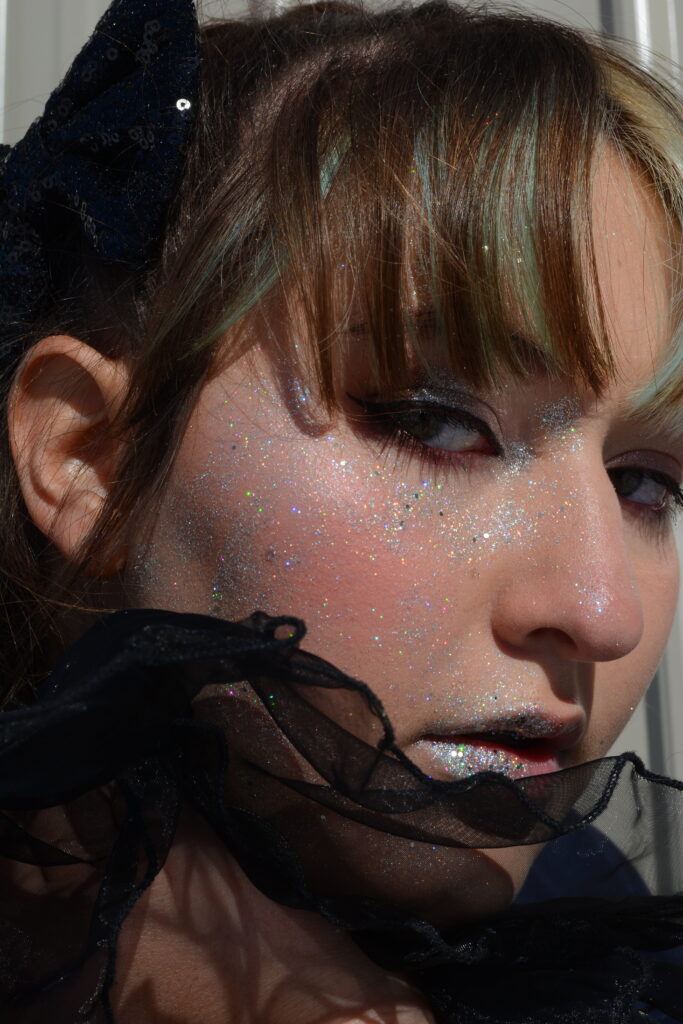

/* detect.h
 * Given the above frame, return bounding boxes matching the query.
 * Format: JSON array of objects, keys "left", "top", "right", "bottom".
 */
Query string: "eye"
[
  {"left": 390, "top": 407, "right": 494, "bottom": 453},
  {"left": 347, "top": 393, "right": 502, "bottom": 460},
  {"left": 608, "top": 466, "right": 683, "bottom": 514}
]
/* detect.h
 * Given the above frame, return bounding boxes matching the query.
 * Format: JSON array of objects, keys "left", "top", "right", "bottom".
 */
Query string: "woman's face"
[{"left": 126, "top": 153, "right": 681, "bottom": 920}]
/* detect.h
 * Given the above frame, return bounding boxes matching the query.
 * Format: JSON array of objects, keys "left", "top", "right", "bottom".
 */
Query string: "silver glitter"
[{"left": 415, "top": 738, "right": 539, "bottom": 780}]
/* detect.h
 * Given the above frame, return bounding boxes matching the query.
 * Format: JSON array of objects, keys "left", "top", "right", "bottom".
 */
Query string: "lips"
[
  {"left": 413, "top": 735, "right": 562, "bottom": 780},
  {"left": 411, "top": 713, "right": 585, "bottom": 781}
]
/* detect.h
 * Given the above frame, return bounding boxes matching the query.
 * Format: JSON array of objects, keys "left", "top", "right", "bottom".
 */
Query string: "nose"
[{"left": 490, "top": 473, "right": 644, "bottom": 664}]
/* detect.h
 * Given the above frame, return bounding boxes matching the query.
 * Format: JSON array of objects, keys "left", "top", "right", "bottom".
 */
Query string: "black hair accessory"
[{"left": 0, "top": 0, "right": 200, "bottom": 372}]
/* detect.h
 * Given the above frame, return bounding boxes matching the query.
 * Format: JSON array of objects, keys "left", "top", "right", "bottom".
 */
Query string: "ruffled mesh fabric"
[{"left": 1, "top": 608, "right": 683, "bottom": 1023}]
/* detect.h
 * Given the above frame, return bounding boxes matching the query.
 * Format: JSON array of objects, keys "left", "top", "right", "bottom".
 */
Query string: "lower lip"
[{"left": 413, "top": 736, "right": 561, "bottom": 780}]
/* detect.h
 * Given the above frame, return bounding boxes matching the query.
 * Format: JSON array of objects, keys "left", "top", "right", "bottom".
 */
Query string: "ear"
[{"left": 8, "top": 336, "right": 129, "bottom": 572}]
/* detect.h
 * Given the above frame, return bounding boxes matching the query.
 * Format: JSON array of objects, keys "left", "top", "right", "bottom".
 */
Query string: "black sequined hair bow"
[{"left": 0, "top": 0, "right": 200, "bottom": 372}]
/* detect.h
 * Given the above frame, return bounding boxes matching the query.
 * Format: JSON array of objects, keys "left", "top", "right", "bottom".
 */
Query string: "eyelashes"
[
  {"left": 344, "top": 392, "right": 518, "bottom": 515},
  {"left": 346, "top": 393, "right": 501, "bottom": 467},
  {"left": 608, "top": 467, "right": 683, "bottom": 518},
  {"left": 347, "top": 391, "right": 683, "bottom": 526}
]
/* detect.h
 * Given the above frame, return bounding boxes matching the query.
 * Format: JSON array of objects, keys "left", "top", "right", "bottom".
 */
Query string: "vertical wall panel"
[
  {"left": 0, "top": 0, "right": 7, "bottom": 142},
  {"left": 608, "top": 0, "right": 682, "bottom": 72},
  {"left": 3, "top": 0, "right": 109, "bottom": 145},
  {"left": 200, "top": 0, "right": 254, "bottom": 19},
  {"left": 508, "top": 0, "right": 602, "bottom": 31}
]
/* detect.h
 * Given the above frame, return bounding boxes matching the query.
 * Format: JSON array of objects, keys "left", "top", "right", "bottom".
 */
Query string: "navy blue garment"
[
  {"left": 517, "top": 825, "right": 651, "bottom": 902},
  {"left": 518, "top": 826, "right": 683, "bottom": 1023}
]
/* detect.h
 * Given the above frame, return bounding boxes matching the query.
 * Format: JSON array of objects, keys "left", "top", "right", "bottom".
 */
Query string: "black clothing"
[{"left": 1, "top": 609, "right": 682, "bottom": 1023}]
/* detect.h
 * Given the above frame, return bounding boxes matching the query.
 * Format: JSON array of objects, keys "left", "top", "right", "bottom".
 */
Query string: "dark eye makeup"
[
  {"left": 346, "top": 392, "right": 502, "bottom": 460},
  {"left": 608, "top": 466, "right": 683, "bottom": 517},
  {"left": 347, "top": 391, "right": 683, "bottom": 524}
]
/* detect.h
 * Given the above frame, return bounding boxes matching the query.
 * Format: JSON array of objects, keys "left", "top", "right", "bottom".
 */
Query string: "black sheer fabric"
[{"left": 1, "top": 608, "right": 683, "bottom": 1023}]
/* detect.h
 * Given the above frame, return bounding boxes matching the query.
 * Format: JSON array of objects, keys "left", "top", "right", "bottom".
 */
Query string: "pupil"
[
  {"left": 616, "top": 468, "right": 643, "bottom": 497},
  {"left": 405, "top": 410, "right": 440, "bottom": 440},
  {"left": 613, "top": 468, "right": 668, "bottom": 509}
]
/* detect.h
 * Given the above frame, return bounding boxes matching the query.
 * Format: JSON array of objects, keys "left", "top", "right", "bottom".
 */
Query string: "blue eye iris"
[
  {"left": 348, "top": 392, "right": 683, "bottom": 524},
  {"left": 347, "top": 393, "right": 501, "bottom": 459},
  {"left": 394, "top": 409, "right": 489, "bottom": 452},
  {"left": 609, "top": 467, "right": 682, "bottom": 513}
]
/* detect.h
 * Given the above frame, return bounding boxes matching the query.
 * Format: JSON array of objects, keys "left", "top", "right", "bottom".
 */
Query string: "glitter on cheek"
[
  {"left": 505, "top": 440, "right": 534, "bottom": 473},
  {"left": 207, "top": 432, "right": 465, "bottom": 675},
  {"left": 127, "top": 367, "right": 597, "bottom": 750},
  {"left": 363, "top": 449, "right": 582, "bottom": 569},
  {"left": 133, "top": 410, "right": 573, "bottom": 681},
  {"left": 128, "top": 542, "right": 164, "bottom": 592}
]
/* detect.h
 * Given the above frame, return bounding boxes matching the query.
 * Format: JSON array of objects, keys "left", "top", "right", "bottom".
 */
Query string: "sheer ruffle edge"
[{"left": 1, "top": 609, "right": 682, "bottom": 1023}]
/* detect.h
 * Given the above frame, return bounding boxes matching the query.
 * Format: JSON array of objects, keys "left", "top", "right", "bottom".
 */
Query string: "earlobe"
[{"left": 8, "top": 336, "right": 129, "bottom": 572}]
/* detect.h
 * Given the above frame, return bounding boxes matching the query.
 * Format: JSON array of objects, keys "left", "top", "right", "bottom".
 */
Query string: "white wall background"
[{"left": 0, "top": 0, "right": 681, "bottom": 776}]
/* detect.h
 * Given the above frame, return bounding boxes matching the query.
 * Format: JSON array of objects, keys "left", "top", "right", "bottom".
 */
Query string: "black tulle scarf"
[{"left": 1, "top": 609, "right": 683, "bottom": 1023}]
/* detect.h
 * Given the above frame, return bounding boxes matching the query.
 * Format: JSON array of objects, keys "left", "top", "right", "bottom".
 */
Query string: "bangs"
[
  {"left": 265, "top": 6, "right": 612, "bottom": 403},
  {"left": 195, "top": 2, "right": 683, "bottom": 416}
]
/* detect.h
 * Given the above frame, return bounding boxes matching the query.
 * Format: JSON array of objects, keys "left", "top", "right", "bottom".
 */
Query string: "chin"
[{"left": 254, "top": 800, "right": 538, "bottom": 928}]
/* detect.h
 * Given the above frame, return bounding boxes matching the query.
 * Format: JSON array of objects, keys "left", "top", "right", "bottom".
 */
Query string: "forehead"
[
  {"left": 591, "top": 151, "right": 675, "bottom": 393},
  {"left": 317, "top": 152, "right": 675, "bottom": 392},
  {"left": 227, "top": 136, "right": 680, "bottom": 426}
]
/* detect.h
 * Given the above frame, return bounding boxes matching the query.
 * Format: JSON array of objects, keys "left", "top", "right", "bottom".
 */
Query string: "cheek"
[
  {"left": 588, "top": 544, "right": 679, "bottom": 757},
  {"left": 145, "top": 428, "right": 470, "bottom": 686},
  {"left": 129, "top": 389, "right": 681, "bottom": 769}
]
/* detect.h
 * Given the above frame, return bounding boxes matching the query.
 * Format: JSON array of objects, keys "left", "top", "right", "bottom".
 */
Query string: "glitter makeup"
[
  {"left": 126, "top": 153, "right": 680, "bottom": 805},
  {"left": 413, "top": 737, "right": 560, "bottom": 780}
]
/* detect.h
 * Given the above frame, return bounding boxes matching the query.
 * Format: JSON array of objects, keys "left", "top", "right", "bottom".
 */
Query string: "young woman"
[{"left": 1, "top": 0, "right": 683, "bottom": 1021}]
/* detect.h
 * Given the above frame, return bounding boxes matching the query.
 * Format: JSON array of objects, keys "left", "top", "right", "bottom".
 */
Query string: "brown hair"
[{"left": 1, "top": 0, "right": 682, "bottom": 703}]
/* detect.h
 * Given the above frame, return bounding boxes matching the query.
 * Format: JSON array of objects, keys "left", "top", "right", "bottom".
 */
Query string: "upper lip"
[{"left": 417, "top": 710, "right": 586, "bottom": 754}]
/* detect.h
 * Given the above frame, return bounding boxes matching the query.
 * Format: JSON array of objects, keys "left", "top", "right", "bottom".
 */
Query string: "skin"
[{"left": 8, "top": 152, "right": 681, "bottom": 1022}]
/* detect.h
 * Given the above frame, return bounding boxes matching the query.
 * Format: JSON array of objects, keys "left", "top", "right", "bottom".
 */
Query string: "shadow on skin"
[{"left": 112, "top": 805, "right": 437, "bottom": 1024}]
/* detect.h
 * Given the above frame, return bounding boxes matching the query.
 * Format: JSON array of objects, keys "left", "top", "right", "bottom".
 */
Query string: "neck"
[{"left": 111, "top": 805, "right": 436, "bottom": 1024}]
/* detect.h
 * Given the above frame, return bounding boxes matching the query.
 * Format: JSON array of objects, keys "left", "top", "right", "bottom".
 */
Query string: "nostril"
[
  {"left": 524, "top": 627, "right": 583, "bottom": 660},
  {"left": 493, "top": 576, "right": 644, "bottom": 664},
  {"left": 527, "top": 598, "right": 643, "bottom": 661}
]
